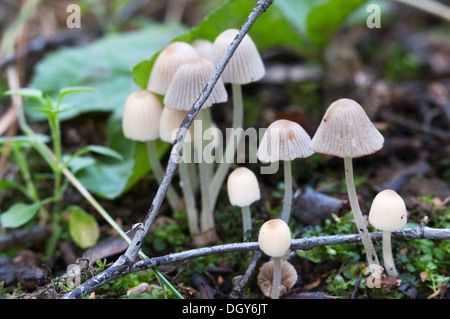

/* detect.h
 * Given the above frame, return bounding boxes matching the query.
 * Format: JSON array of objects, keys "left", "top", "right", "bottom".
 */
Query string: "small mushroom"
[
  {"left": 257, "top": 119, "right": 314, "bottom": 223},
  {"left": 159, "top": 106, "right": 203, "bottom": 236},
  {"left": 257, "top": 260, "right": 298, "bottom": 298},
  {"left": 147, "top": 41, "right": 199, "bottom": 95},
  {"left": 310, "top": 98, "right": 384, "bottom": 268},
  {"left": 227, "top": 167, "right": 261, "bottom": 240},
  {"left": 122, "top": 89, "right": 179, "bottom": 212},
  {"left": 369, "top": 189, "right": 407, "bottom": 277},
  {"left": 163, "top": 58, "right": 228, "bottom": 111},
  {"left": 258, "top": 219, "right": 291, "bottom": 299}
]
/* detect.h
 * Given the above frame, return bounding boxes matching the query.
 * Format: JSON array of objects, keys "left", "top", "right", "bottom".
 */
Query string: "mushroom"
[
  {"left": 163, "top": 57, "right": 228, "bottom": 112},
  {"left": 192, "top": 39, "right": 214, "bottom": 60},
  {"left": 163, "top": 57, "right": 228, "bottom": 244},
  {"left": 257, "top": 119, "right": 314, "bottom": 223},
  {"left": 310, "top": 98, "right": 384, "bottom": 268},
  {"left": 258, "top": 218, "right": 291, "bottom": 299},
  {"left": 147, "top": 41, "right": 200, "bottom": 95},
  {"left": 227, "top": 167, "right": 261, "bottom": 240},
  {"left": 122, "top": 89, "right": 180, "bottom": 213},
  {"left": 257, "top": 260, "right": 297, "bottom": 298},
  {"left": 209, "top": 28, "right": 266, "bottom": 218},
  {"left": 159, "top": 106, "right": 203, "bottom": 236},
  {"left": 368, "top": 189, "right": 407, "bottom": 277}
]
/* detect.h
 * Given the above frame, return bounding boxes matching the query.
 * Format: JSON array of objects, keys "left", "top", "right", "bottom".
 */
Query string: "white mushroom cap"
[
  {"left": 257, "top": 119, "right": 314, "bottom": 163},
  {"left": 369, "top": 189, "right": 407, "bottom": 231},
  {"left": 227, "top": 167, "right": 261, "bottom": 207},
  {"left": 163, "top": 58, "right": 228, "bottom": 111},
  {"left": 122, "top": 89, "right": 162, "bottom": 142},
  {"left": 159, "top": 107, "right": 202, "bottom": 144},
  {"left": 310, "top": 98, "right": 384, "bottom": 158},
  {"left": 211, "top": 28, "right": 265, "bottom": 84},
  {"left": 192, "top": 39, "right": 213, "bottom": 60},
  {"left": 257, "top": 260, "right": 298, "bottom": 298},
  {"left": 258, "top": 219, "right": 291, "bottom": 257},
  {"left": 147, "top": 41, "right": 200, "bottom": 95}
]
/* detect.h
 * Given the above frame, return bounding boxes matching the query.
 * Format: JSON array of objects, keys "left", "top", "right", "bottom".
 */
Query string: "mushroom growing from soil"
[
  {"left": 227, "top": 167, "right": 261, "bottom": 240},
  {"left": 122, "top": 89, "right": 179, "bottom": 213},
  {"left": 310, "top": 98, "right": 384, "bottom": 268},
  {"left": 257, "top": 260, "right": 297, "bottom": 298},
  {"left": 159, "top": 106, "right": 203, "bottom": 236},
  {"left": 258, "top": 218, "right": 291, "bottom": 299},
  {"left": 209, "top": 28, "right": 265, "bottom": 217},
  {"left": 163, "top": 57, "right": 228, "bottom": 244},
  {"left": 369, "top": 189, "right": 407, "bottom": 277},
  {"left": 257, "top": 119, "right": 314, "bottom": 223}
]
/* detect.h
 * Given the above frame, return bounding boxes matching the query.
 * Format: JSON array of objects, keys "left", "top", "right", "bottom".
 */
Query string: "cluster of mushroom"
[
  {"left": 121, "top": 29, "right": 265, "bottom": 245},
  {"left": 122, "top": 26, "right": 408, "bottom": 298}
]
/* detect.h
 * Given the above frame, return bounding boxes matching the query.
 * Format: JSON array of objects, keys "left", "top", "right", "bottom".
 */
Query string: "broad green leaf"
[
  {"left": 27, "top": 21, "right": 188, "bottom": 121},
  {"left": 74, "top": 114, "right": 169, "bottom": 199},
  {"left": 0, "top": 202, "right": 41, "bottom": 228},
  {"left": 57, "top": 86, "right": 95, "bottom": 107},
  {"left": 68, "top": 205, "right": 100, "bottom": 249}
]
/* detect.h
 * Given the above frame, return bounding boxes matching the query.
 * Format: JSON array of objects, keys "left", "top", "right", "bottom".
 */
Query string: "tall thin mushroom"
[
  {"left": 122, "top": 89, "right": 180, "bottom": 213},
  {"left": 310, "top": 98, "right": 384, "bottom": 269},
  {"left": 257, "top": 119, "right": 314, "bottom": 223}
]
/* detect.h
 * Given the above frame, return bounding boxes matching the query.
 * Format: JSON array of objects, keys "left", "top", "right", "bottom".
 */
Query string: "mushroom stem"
[
  {"left": 179, "top": 160, "right": 199, "bottom": 236},
  {"left": 344, "top": 157, "right": 380, "bottom": 266},
  {"left": 382, "top": 230, "right": 399, "bottom": 277},
  {"left": 271, "top": 257, "right": 282, "bottom": 299},
  {"left": 241, "top": 205, "right": 252, "bottom": 240},
  {"left": 209, "top": 83, "right": 244, "bottom": 212},
  {"left": 146, "top": 140, "right": 180, "bottom": 213},
  {"left": 281, "top": 160, "right": 293, "bottom": 223}
]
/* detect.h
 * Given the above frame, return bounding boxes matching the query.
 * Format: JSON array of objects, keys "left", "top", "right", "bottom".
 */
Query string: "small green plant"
[{"left": 1, "top": 87, "right": 123, "bottom": 255}]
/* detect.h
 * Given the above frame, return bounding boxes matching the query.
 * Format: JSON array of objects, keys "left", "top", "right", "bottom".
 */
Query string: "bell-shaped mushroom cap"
[
  {"left": 147, "top": 41, "right": 200, "bottom": 95},
  {"left": 227, "top": 167, "right": 261, "bottom": 207},
  {"left": 211, "top": 28, "right": 265, "bottom": 84},
  {"left": 159, "top": 107, "right": 203, "bottom": 144},
  {"left": 122, "top": 89, "right": 162, "bottom": 142},
  {"left": 163, "top": 58, "right": 228, "bottom": 111},
  {"left": 257, "top": 260, "right": 298, "bottom": 298},
  {"left": 369, "top": 189, "right": 407, "bottom": 232},
  {"left": 192, "top": 39, "right": 213, "bottom": 60},
  {"left": 310, "top": 98, "right": 384, "bottom": 158},
  {"left": 258, "top": 219, "right": 291, "bottom": 257},
  {"left": 257, "top": 119, "right": 314, "bottom": 163}
]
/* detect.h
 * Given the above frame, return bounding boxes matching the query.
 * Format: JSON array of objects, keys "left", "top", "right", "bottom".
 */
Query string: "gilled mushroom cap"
[
  {"left": 211, "top": 28, "right": 265, "bottom": 84},
  {"left": 163, "top": 58, "right": 228, "bottom": 111},
  {"left": 257, "top": 260, "right": 298, "bottom": 298},
  {"left": 159, "top": 107, "right": 203, "bottom": 144},
  {"left": 310, "top": 98, "right": 384, "bottom": 158},
  {"left": 257, "top": 119, "right": 314, "bottom": 163},
  {"left": 122, "top": 89, "right": 162, "bottom": 142},
  {"left": 147, "top": 41, "right": 200, "bottom": 95},
  {"left": 227, "top": 167, "right": 261, "bottom": 207},
  {"left": 258, "top": 219, "right": 291, "bottom": 257},
  {"left": 369, "top": 189, "right": 407, "bottom": 231}
]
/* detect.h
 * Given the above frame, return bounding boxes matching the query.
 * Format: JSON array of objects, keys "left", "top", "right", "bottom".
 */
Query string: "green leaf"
[
  {"left": 4, "top": 88, "right": 45, "bottom": 106},
  {"left": 68, "top": 205, "right": 100, "bottom": 249},
  {"left": 0, "top": 202, "right": 41, "bottom": 228},
  {"left": 27, "top": 21, "right": 188, "bottom": 121},
  {"left": 80, "top": 145, "right": 123, "bottom": 161},
  {"left": 74, "top": 115, "right": 169, "bottom": 199}
]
